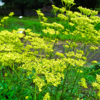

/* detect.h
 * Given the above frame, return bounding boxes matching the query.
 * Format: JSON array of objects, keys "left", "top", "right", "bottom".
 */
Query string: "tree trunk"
[{"left": 20, "top": 7, "right": 25, "bottom": 16}]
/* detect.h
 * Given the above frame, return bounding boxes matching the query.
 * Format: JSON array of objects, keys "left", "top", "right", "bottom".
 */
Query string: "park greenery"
[
  {"left": 0, "top": 0, "right": 100, "bottom": 99},
  {"left": 1, "top": 0, "right": 100, "bottom": 16}
]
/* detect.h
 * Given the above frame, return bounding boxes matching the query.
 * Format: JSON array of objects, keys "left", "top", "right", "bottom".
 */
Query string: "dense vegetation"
[{"left": 0, "top": 0, "right": 100, "bottom": 99}]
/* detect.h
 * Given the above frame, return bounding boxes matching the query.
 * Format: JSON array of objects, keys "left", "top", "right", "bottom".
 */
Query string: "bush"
[{"left": 0, "top": 0, "right": 100, "bottom": 99}]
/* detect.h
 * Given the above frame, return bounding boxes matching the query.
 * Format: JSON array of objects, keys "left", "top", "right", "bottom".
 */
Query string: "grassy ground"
[
  {"left": 0, "top": 16, "right": 60, "bottom": 31},
  {"left": 1, "top": 15, "right": 100, "bottom": 42}
]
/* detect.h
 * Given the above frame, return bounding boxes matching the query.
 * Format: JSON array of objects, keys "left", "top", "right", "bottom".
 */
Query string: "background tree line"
[{"left": 1, "top": 0, "right": 100, "bottom": 16}]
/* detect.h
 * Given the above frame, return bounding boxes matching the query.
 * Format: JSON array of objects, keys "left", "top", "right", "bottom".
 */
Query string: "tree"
[
  {"left": 52, "top": 0, "right": 100, "bottom": 10},
  {"left": 2, "top": 0, "right": 51, "bottom": 16},
  {"left": 2, "top": 0, "right": 34, "bottom": 16}
]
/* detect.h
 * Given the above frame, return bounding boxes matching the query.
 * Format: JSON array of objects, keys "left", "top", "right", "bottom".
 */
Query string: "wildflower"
[
  {"left": 59, "top": 7, "right": 66, "bottom": 13},
  {"left": 1, "top": 19, "right": 4, "bottom": 22},
  {"left": 3, "top": 16, "right": 9, "bottom": 20},
  {"left": 77, "top": 98, "right": 83, "bottom": 100},
  {"left": 25, "top": 29, "right": 32, "bottom": 33},
  {"left": 42, "top": 17, "right": 48, "bottom": 22},
  {"left": 90, "top": 46, "right": 98, "bottom": 50},
  {"left": 25, "top": 96, "right": 29, "bottom": 99},
  {"left": 57, "top": 14, "right": 68, "bottom": 21},
  {"left": 92, "top": 82, "right": 98, "bottom": 87},
  {"left": 4, "top": 73, "right": 8, "bottom": 76},
  {"left": 77, "top": 69, "right": 83, "bottom": 73},
  {"left": 52, "top": 5, "right": 59, "bottom": 12},
  {"left": 9, "top": 12, "right": 14, "bottom": 16},
  {"left": 92, "top": 74, "right": 100, "bottom": 97},
  {"left": 79, "top": 78, "right": 88, "bottom": 88},
  {"left": 98, "top": 91, "right": 100, "bottom": 97},
  {"left": 43, "top": 93, "right": 50, "bottom": 100},
  {"left": 69, "top": 22, "right": 74, "bottom": 26},
  {"left": 62, "top": 0, "right": 74, "bottom": 5},
  {"left": 91, "top": 60, "right": 97, "bottom": 64},
  {"left": 55, "top": 52, "right": 64, "bottom": 57}
]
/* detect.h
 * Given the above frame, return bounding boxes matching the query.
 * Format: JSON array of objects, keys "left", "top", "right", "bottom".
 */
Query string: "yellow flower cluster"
[
  {"left": 55, "top": 52, "right": 64, "bottom": 58},
  {"left": 77, "top": 98, "right": 83, "bottom": 100},
  {"left": 33, "top": 76, "right": 46, "bottom": 92},
  {"left": 53, "top": 22, "right": 64, "bottom": 30},
  {"left": 36, "top": 10, "right": 48, "bottom": 23},
  {"left": 9, "top": 12, "right": 14, "bottom": 17},
  {"left": 19, "top": 58, "right": 66, "bottom": 91},
  {"left": 57, "top": 14, "right": 68, "bottom": 21},
  {"left": 36, "top": 10, "right": 44, "bottom": 17},
  {"left": 3, "top": 16, "right": 9, "bottom": 20},
  {"left": 66, "top": 11, "right": 73, "bottom": 17},
  {"left": 77, "top": 69, "right": 83, "bottom": 73},
  {"left": 0, "top": 12, "right": 14, "bottom": 27},
  {"left": 79, "top": 78, "right": 88, "bottom": 88},
  {"left": 1, "top": 0, "right": 100, "bottom": 99},
  {"left": 52, "top": 5, "right": 59, "bottom": 12},
  {"left": 25, "top": 96, "right": 29, "bottom": 99},
  {"left": 61, "top": 0, "right": 74, "bottom": 5},
  {"left": 90, "top": 46, "right": 98, "bottom": 50},
  {"left": 78, "top": 6, "right": 98, "bottom": 16},
  {"left": 91, "top": 60, "right": 97, "bottom": 64},
  {"left": 59, "top": 7, "right": 66, "bottom": 13},
  {"left": 92, "top": 74, "right": 100, "bottom": 97},
  {"left": 90, "top": 16, "right": 100, "bottom": 24},
  {"left": 43, "top": 93, "right": 50, "bottom": 100}
]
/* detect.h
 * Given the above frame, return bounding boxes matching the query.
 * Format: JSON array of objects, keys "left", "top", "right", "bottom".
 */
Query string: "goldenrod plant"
[
  {"left": 0, "top": 12, "right": 14, "bottom": 27},
  {"left": 0, "top": 0, "right": 100, "bottom": 99}
]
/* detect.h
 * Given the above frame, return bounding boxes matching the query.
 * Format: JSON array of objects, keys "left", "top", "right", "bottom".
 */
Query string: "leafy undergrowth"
[{"left": 0, "top": 0, "right": 100, "bottom": 100}]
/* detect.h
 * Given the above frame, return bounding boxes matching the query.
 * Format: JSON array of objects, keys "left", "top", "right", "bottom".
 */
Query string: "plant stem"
[
  {"left": 60, "top": 64, "right": 70, "bottom": 100},
  {"left": 70, "top": 72, "right": 79, "bottom": 96},
  {"left": 34, "top": 84, "right": 37, "bottom": 100},
  {"left": 86, "top": 49, "right": 100, "bottom": 63}
]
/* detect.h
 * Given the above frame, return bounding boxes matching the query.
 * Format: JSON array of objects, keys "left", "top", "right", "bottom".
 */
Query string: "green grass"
[
  {"left": 1, "top": 15, "right": 100, "bottom": 43},
  {"left": 0, "top": 16, "right": 61, "bottom": 31}
]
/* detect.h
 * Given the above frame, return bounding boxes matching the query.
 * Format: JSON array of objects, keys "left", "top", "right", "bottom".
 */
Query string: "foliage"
[
  {"left": 0, "top": 0, "right": 100, "bottom": 99},
  {"left": 1, "top": 0, "right": 50, "bottom": 15}
]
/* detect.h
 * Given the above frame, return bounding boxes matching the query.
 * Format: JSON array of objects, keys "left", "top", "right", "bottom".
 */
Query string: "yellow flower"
[
  {"left": 90, "top": 46, "right": 98, "bottom": 50},
  {"left": 4, "top": 73, "right": 8, "bottom": 76},
  {"left": 9, "top": 12, "right": 14, "bottom": 16},
  {"left": 98, "top": 91, "right": 100, "bottom": 97},
  {"left": 3, "top": 16, "right": 9, "bottom": 20},
  {"left": 25, "top": 96, "right": 29, "bottom": 99},
  {"left": 77, "top": 69, "right": 83, "bottom": 73},
  {"left": 1, "top": 19, "right": 4, "bottom": 22},
  {"left": 91, "top": 60, "right": 97, "bottom": 64},
  {"left": 43, "top": 93, "right": 50, "bottom": 100},
  {"left": 42, "top": 17, "right": 48, "bottom": 22},
  {"left": 55, "top": 52, "right": 64, "bottom": 57},
  {"left": 92, "top": 74, "right": 100, "bottom": 97},
  {"left": 59, "top": 7, "right": 66, "bottom": 13},
  {"left": 92, "top": 82, "right": 98, "bottom": 87},
  {"left": 25, "top": 29, "right": 32, "bottom": 33},
  {"left": 79, "top": 78, "right": 88, "bottom": 88},
  {"left": 52, "top": 5, "right": 59, "bottom": 12}
]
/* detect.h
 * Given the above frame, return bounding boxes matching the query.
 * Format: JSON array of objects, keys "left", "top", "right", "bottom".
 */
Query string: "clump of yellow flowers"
[
  {"left": 0, "top": 0, "right": 100, "bottom": 99},
  {"left": 92, "top": 74, "right": 100, "bottom": 97},
  {"left": 0, "top": 12, "right": 14, "bottom": 27},
  {"left": 79, "top": 78, "right": 88, "bottom": 88},
  {"left": 9, "top": 12, "right": 14, "bottom": 17}
]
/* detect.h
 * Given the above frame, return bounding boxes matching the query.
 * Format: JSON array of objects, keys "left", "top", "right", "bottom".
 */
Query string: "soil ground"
[{"left": 54, "top": 40, "right": 100, "bottom": 64}]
